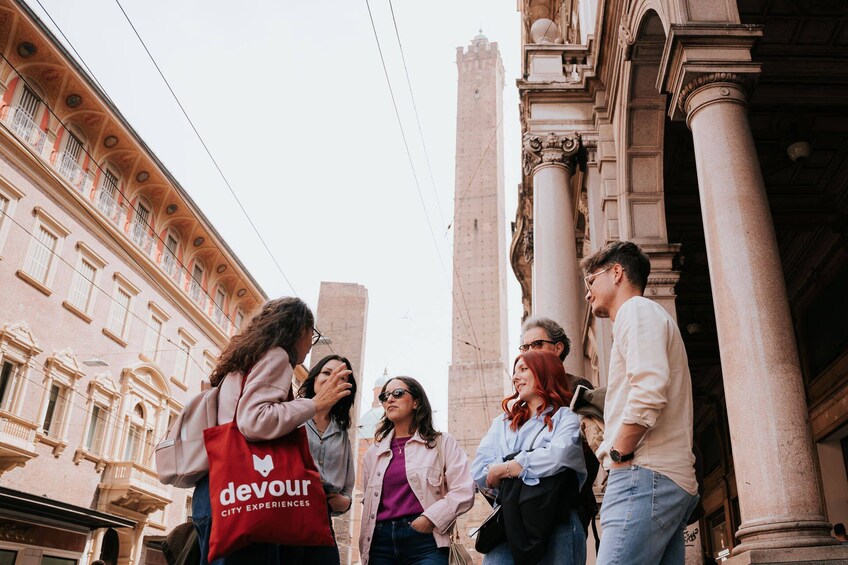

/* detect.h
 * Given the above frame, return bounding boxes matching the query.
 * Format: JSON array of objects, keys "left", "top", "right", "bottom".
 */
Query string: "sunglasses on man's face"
[
  {"left": 518, "top": 339, "right": 557, "bottom": 352},
  {"left": 378, "top": 388, "right": 414, "bottom": 403}
]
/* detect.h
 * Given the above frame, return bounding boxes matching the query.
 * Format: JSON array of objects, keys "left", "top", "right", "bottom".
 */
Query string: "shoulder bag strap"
[{"left": 526, "top": 421, "right": 548, "bottom": 452}]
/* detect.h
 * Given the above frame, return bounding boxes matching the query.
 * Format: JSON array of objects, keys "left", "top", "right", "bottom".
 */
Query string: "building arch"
[{"left": 616, "top": 9, "right": 670, "bottom": 245}]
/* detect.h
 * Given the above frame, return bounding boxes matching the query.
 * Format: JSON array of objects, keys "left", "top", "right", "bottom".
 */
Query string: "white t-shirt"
[{"left": 597, "top": 296, "right": 698, "bottom": 495}]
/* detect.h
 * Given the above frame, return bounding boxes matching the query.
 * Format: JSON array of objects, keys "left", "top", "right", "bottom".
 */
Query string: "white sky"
[{"left": 25, "top": 0, "right": 523, "bottom": 429}]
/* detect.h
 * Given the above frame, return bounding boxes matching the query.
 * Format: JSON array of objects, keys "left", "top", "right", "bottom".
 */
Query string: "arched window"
[
  {"left": 96, "top": 164, "right": 124, "bottom": 227},
  {"left": 189, "top": 261, "right": 206, "bottom": 309},
  {"left": 123, "top": 403, "right": 145, "bottom": 463},
  {"left": 234, "top": 309, "right": 245, "bottom": 333},
  {"left": 130, "top": 197, "right": 154, "bottom": 255},
  {"left": 212, "top": 285, "right": 227, "bottom": 328},
  {"left": 57, "top": 124, "right": 88, "bottom": 189},
  {"left": 161, "top": 229, "right": 182, "bottom": 284},
  {"left": 9, "top": 81, "right": 46, "bottom": 154}
]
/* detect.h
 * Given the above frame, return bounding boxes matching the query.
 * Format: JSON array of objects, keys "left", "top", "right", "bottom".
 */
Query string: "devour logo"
[{"left": 253, "top": 454, "right": 273, "bottom": 477}]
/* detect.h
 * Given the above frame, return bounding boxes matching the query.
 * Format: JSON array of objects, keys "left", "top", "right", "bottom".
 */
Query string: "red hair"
[{"left": 502, "top": 349, "right": 574, "bottom": 431}]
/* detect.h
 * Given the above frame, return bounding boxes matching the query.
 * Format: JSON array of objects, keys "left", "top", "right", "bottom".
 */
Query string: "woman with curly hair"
[
  {"left": 359, "top": 376, "right": 475, "bottom": 565},
  {"left": 192, "top": 297, "right": 352, "bottom": 565},
  {"left": 294, "top": 354, "right": 359, "bottom": 564},
  {"left": 472, "top": 349, "right": 588, "bottom": 564}
]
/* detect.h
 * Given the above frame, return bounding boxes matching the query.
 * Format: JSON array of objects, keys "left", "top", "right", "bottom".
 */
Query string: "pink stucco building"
[{"left": 0, "top": 1, "right": 265, "bottom": 563}]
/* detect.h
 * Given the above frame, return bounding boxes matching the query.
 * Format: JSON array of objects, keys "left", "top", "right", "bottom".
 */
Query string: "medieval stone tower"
[{"left": 448, "top": 33, "right": 509, "bottom": 548}]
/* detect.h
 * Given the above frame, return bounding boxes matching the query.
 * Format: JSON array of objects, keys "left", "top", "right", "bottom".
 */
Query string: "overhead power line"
[
  {"left": 386, "top": 0, "right": 447, "bottom": 232},
  {"left": 363, "top": 0, "right": 492, "bottom": 422},
  {"left": 111, "top": 0, "right": 298, "bottom": 297}
]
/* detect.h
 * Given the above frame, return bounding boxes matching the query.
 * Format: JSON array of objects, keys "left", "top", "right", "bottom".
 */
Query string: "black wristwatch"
[{"left": 610, "top": 447, "right": 634, "bottom": 463}]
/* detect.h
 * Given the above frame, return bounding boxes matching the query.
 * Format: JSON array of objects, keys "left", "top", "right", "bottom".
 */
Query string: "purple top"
[{"left": 376, "top": 436, "right": 424, "bottom": 521}]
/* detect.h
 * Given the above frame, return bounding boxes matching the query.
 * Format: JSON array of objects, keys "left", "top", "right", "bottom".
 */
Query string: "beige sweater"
[
  {"left": 216, "top": 347, "right": 315, "bottom": 441},
  {"left": 597, "top": 296, "right": 698, "bottom": 495}
]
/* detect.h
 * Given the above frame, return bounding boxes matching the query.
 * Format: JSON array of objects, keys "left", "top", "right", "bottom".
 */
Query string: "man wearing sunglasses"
[
  {"left": 520, "top": 316, "right": 590, "bottom": 392},
  {"left": 582, "top": 240, "right": 698, "bottom": 565}
]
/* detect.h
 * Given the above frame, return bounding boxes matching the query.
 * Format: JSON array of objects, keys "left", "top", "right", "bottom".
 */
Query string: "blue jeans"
[
  {"left": 596, "top": 465, "right": 699, "bottom": 565},
  {"left": 482, "top": 509, "right": 586, "bottom": 565},
  {"left": 192, "top": 476, "right": 300, "bottom": 565},
  {"left": 369, "top": 514, "right": 449, "bottom": 565}
]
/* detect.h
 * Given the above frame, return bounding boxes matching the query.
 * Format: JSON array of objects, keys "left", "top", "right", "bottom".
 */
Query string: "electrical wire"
[
  {"left": 363, "top": 0, "right": 492, "bottom": 423},
  {"left": 386, "top": 0, "right": 447, "bottom": 232},
  {"left": 111, "top": 0, "right": 298, "bottom": 297}
]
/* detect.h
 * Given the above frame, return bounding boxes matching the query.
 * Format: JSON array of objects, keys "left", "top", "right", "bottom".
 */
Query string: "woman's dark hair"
[
  {"left": 374, "top": 376, "right": 440, "bottom": 447},
  {"left": 502, "top": 350, "right": 574, "bottom": 432},
  {"left": 298, "top": 355, "right": 358, "bottom": 430},
  {"left": 209, "top": 297, "right": 313, "bottom": 386}
]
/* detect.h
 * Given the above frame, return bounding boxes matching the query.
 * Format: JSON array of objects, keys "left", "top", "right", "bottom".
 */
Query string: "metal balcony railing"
[
  {"left": 7, "top": 106, "right": 46, "bottom": 155},
  {"left": 95, "top": 189, "right": 126, "bottom": 229},
  {"left": 189, "top": 280, "right": 207, "bottom": 310},
  {"left": 130, "top": 222, "right": 155, "bottom": 256},
  {"left": 56, "top": 151, "right": 88, "bottom": 191}
]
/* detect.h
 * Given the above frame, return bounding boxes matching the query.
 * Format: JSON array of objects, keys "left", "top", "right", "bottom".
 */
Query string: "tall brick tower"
[{"left": 448, "top": 33, "right": 509, "bottom": 552}]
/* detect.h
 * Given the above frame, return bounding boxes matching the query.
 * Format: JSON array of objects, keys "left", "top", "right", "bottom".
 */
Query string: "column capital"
[
  {"left": 679, "top": 73, "right": 755, "bottom": 128},
  {"left": 659, "top": 24, "right": 763, "bottom": 122},
  {"left": 522, "top": 132, "right": 584, "bottom": 176}
]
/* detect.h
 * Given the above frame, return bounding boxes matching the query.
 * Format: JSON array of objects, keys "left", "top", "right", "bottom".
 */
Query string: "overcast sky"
[{"left": 25, "top": 0, "right": 523, "bottom": 428}]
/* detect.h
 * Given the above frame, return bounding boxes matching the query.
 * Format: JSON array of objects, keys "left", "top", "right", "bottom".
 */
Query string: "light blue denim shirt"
[{"left": 472, "top": 407, "right": 587, "bottom": 495}]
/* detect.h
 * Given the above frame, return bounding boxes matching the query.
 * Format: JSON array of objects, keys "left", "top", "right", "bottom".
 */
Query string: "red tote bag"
[{"left": 203, "top": 376, "right": 333, "bottom": 561}]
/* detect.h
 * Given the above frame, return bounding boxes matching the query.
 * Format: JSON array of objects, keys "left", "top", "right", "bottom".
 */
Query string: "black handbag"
[
  {"left": 499, "top": 468, "right": 579, "bottom": 565},
  {"left": 471, "top": 425, "right": 547, "bottom": 555},
  {"left": 472, "top": 501, "right": 506, "bottom": 554}
]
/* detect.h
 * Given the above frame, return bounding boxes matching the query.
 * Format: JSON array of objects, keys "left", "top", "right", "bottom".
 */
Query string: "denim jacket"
[{"left": 358, "top": 431, "right": 475, "bottom": 564}]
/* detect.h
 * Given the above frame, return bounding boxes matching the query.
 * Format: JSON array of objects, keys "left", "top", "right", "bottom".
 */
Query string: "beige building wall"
[
  {"left": 309, "top": 281, "right": 368, "bottom": 565},
  {"left": 448, "top": 33, "right": 510, "bottom": 556},
  {"left": 0, "top": 2, "right": 265, "bottom": 564}
]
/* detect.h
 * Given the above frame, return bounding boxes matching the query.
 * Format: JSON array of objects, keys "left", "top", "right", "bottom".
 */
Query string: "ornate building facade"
[
  {"left": 447, "top": 33, "right": 510, "bottom": 558},
  {"left": 511, "top": 0, "right": 848, "bottom": 563},
  {"left": 0, "top": 1, "right": 265, "bottom": 563}
]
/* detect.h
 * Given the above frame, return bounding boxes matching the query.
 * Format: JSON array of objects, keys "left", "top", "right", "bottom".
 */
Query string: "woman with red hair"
[{"left": 472, "top": 349, "right": 587, "bottom": 564}]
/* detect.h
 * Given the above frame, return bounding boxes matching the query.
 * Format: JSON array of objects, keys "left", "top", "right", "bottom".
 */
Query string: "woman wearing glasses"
[
  {"left": 472, "top": 349, "right": 587, "bottom": 564},
  {"left": 359, "top": 377, "right": 475, "bottom": 565},
  {"left": 192, "top": 297, "right": 352, "bottom": 565},
  {"left": 294, "top": 354, "right": 359, "bottom": 565}
]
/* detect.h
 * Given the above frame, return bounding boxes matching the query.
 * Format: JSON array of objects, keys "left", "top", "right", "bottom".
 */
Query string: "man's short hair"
[
  {"left": 835, "top": 523, "right": 847, "bottom": 536},
  {"left": 521, "top": 316, "right": 571, "bottom": 360},
  {"left": 581, "top": 240, "right": 651, "bottom": 292},
  {"left": 91, "top": 561, "right": 106, "bottom": 565}
]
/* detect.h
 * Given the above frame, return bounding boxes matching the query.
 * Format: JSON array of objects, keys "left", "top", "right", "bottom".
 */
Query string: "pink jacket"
[
  {"left": 217, "top": 347, "right": 315, "bottom": 440},
  {"left": 358, "top": 431, "right": 475, "bottom": 564}
]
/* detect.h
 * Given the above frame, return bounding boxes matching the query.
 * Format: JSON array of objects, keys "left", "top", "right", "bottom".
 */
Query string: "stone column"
[
  {"left": 681, "top": 74, "right": 843, "bottom": 561},
  {"left": 523, "top": 132, "right": 585, "bottom": 376}
]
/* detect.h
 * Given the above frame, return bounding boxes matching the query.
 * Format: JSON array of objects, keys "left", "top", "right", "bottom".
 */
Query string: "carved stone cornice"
[
  {"left": 522, "top": 132, "right": 584, "bottom": 176},
  {"left": 677, "top": 72, "right": 753, "bottom": 113}
]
